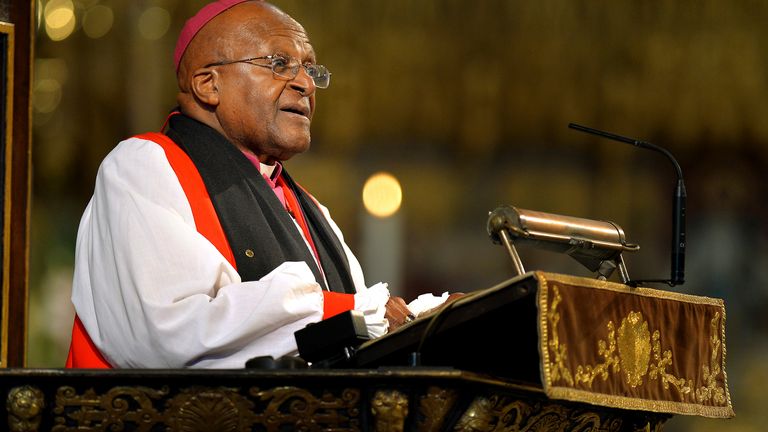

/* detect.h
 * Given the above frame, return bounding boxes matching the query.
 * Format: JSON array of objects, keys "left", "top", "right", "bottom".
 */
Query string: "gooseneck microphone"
[{"left": 568, "top": 123, "right": 686, "bottom": 287}]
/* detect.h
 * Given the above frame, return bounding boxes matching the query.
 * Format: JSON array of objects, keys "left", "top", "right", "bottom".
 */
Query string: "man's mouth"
[{"left": 279, "top": 104, "right": 310, "bottom": 118}]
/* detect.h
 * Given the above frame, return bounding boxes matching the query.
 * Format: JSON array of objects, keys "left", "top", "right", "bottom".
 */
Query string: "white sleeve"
[
  {"left": 71, "top": 138, "right": 326, "bottom": 368},
  {"left": 318, "top": 204, "right": 391, "bottom": 338}
]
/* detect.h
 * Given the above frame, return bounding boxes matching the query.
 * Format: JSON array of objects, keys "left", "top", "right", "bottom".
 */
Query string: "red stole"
[{"left": 65, "top": 133, "right": 352, "bottom": 368}]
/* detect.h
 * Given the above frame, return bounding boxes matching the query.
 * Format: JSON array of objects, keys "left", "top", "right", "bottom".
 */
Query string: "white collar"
[{"left": 259, "top": 162, "right": 277, "bottom": 179}]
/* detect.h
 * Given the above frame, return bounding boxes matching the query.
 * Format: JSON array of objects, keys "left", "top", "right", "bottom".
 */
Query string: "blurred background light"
[
  {"left": 363, "top": 172, "right": 403, "bottom": 218},
  {"left": 35, "top": 57, "right": 69, "bottom": 83},
  {"left": 36, "top": 0, "right": 44, "bottom": 31},
  {"left": 33, "top": 79, "right": 63, "bottom": 114},
  {"left": 44, "top": 0, "right": 76, "bottom": 41},
  {"left": 138, "top": 6, "right": 171, "bottom": 41},
  {"left": 33, "top": 58, "right": 68, "bottom": 114},
  {"left": 82, "top": 5, "right": 114, "bottom": 39}
]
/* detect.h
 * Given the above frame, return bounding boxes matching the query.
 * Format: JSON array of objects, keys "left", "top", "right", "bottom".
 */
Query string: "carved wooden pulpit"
[{"left": 1, "top": 272, "right": 733, "bottom": 431}]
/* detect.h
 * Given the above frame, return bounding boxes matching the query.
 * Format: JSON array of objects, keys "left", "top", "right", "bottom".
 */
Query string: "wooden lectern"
[{"left": 1, "top": 272, "right": 732, "bottom": 431}]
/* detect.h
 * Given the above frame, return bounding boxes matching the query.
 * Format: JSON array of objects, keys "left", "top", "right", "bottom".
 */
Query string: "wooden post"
[{"left": 0, "top": 0, "right": 33, "bottom": 368}]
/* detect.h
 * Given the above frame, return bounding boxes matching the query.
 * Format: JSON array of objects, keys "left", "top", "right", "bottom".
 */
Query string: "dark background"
[{"left": 30, "top": 1, "right": 767, "bottom": 430}]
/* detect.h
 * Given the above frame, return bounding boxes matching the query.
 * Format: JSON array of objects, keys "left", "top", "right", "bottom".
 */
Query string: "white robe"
[{"left": 71, "top": 137, "right": 389, "bottom": 368}]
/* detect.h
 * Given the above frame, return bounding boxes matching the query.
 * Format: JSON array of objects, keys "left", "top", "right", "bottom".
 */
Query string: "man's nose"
[{"left": 288, "top": 66, "right": 316, "bottom": 96}]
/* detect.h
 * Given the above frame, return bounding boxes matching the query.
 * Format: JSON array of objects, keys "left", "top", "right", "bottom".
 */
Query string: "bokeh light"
[
  {"left": 44, "top": 0, "right": 76, "bottom": 41},
  {"left": 363, "top": 172, "right": 403, "bottom": 218},
  {"left": 33, "top": 58, "right": 68, "bottom": 114},
  {"left": 33, "top": 79, "right": 63, "bottom": 113},
  {"left": 82, "top": 5, "right": 114, "bottom": 39},
  {"left": 138, "top": 6, "right": 170, "bottom": 41}
]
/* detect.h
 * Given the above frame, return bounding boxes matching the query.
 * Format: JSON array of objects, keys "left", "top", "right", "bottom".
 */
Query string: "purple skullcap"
[{"left": 174, "top": 0, "right": 253, "bottom": 72}]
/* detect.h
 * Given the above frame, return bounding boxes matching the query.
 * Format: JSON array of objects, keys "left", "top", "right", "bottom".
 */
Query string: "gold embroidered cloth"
[{"left": 536, "top": 272, "right": 733, "bottom": 418}]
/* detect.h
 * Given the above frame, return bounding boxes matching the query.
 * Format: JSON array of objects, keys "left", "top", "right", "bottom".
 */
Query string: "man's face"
[{"left": 211, "top": 6, "right": 317, "bottom": 163}]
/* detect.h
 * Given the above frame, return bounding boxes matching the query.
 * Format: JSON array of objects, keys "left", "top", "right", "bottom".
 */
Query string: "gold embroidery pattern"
[
  {"left": 617, "top": 312, "right": 651, "bottom": 388},
  {"left": 574, "top": 319, "right": 619, "bottom": 387},
  {"left": 546, "top": 286, "right": 574, "bottom": 386},
  {"left": 696, "top": 312, "right": 727, "bottom": 405},
  {"left": 648, "top": 330, "right": 693, "bottom": 397},
  {"left": 544, "top": 279, "right": 729, "bottom": 412},
  {"left": 647, "top": 312, "right": 727, "bottom": 405}
]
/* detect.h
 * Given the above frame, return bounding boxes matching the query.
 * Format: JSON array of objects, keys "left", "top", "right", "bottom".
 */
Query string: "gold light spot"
[
  {"left": 44, "top": 0, "right": 76, "bottom": 41},
  {"left": 33, "top": 78, "right": 63, "bottom": 113},
  {"left": 36, "top": 58, "right": 69, "bottom": 83},
  {"left": 363, "top": 172, "right": 403, "bottom": 218},
  {"left": 83, "top": 5, "right": 114, "bottom": 39},
  {"left": 245, "top": 249, "right": 255, "bottom": 258},
  {"left": 138, "top": 6, "right": 171, "bottom": 41}
]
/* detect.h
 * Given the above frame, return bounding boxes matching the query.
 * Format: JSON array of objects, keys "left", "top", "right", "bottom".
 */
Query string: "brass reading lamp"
[
  {"left": 487, "top": 124, "right": 687, "bottom": 287},
  {"left": 487, "top": 206, "right": 640, "bottom": 283}
]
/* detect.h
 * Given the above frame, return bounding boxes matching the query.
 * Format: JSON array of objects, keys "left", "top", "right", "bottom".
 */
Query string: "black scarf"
[{"left": 165, "top": 114, "right": 356, "bottom": 294}]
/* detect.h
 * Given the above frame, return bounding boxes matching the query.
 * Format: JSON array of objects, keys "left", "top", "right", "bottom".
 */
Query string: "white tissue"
[{"left": 407, "top": 292, "right": 450, "bottom": 317}]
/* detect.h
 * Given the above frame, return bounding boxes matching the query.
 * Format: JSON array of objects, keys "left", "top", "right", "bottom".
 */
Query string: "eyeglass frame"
[{"left": 203, "top": 54, "right": 332, "bottom": 89}]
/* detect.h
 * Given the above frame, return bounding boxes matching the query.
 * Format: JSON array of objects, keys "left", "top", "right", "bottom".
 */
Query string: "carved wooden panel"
[{"left": 0, "top": 369, "right": 671, "bottom": 431}]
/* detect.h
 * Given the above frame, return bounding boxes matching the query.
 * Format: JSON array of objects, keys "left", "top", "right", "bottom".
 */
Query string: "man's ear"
[{"left": 190, "top": 68, "right": 220, "bottom": 107}]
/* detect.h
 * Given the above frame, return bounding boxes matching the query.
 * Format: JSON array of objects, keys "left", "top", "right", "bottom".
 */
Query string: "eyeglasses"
[{"left": 204, "top": 54, "right": 331, "bottom": 89}]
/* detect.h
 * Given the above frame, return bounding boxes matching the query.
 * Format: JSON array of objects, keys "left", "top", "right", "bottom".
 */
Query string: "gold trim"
[
  {"left": 695, "top": 313, "right": 727, "bottom": 404},
  {"left": 538, "top": 272, "right": 553, "bottom": 390},
  {"left": 547, "top": 386, "right": 734, "bottom": 419},
  {"left": 538, "top": 271, "right": 725, "bottom": 307},
  {"left": 543, "top": 285, "right": 574, "bottom": 386},
  {"left": 720, "top": 299, "right": 733, "bottom": 414},
  {"left": 537, "top": 272, "right": 734, "bottom": 418},
  {"left": 0, "top": 20, "right": 14, "bottom": 368}
]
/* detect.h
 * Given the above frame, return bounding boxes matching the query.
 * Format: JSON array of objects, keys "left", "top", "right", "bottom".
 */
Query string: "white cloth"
[
  {"left": 71, "top": 137, "right": 390, "bottom": 368},
  {"left": 407, "top": 292, "right": 451, "bottom": 317}
]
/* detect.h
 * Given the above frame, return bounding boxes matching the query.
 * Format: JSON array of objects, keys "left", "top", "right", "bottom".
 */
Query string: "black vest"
[{"left": 165, "top": 114, "right": 356, "bottom": 294}]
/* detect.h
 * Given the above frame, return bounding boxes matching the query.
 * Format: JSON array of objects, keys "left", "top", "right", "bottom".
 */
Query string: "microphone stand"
[{"left": 568, "top": 123, "right": 686, "bottom": 287}]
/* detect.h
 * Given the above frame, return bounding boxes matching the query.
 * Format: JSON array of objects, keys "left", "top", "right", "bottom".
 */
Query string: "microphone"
[{"left": 568, "top": 123, "right": 685, "bottom": 286}]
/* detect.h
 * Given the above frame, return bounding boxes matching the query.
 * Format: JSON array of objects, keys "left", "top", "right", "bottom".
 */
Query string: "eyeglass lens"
[{"left": 271, "top": 57, "right": 330, "bottom": 88}]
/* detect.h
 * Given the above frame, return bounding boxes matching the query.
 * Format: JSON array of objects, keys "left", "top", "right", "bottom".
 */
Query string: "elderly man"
[{"left": 66, "top": 0, "right": 418, "bottom": 368}]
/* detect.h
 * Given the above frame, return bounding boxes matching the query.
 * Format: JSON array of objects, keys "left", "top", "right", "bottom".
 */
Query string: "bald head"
[{"left": 173, "top": 0, "right": 319, "bottom": 163}]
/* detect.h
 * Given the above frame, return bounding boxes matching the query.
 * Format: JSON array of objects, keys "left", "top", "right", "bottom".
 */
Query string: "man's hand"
[{"left": 385, "top": 296, "right": 415, "bottom": 332}]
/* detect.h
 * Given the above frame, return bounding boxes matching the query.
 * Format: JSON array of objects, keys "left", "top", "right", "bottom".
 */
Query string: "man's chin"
[{"left": 272, "top": 138, "right": 311, "bottom": 161}]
